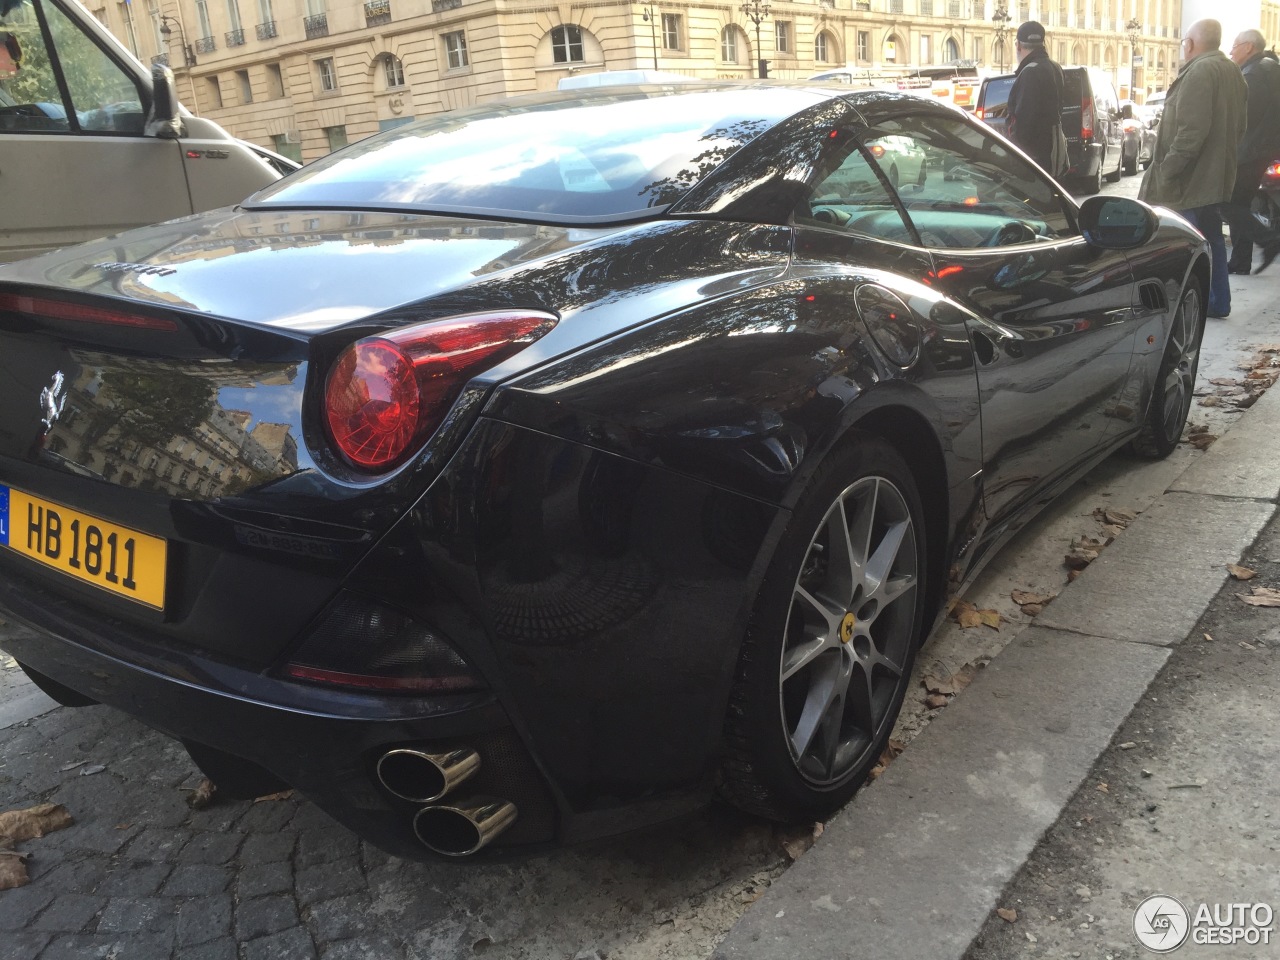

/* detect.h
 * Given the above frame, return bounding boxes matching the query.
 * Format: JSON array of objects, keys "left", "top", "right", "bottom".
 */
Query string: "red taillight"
[
  {"left": 324, "top": 310, "right": 557, "bottom": 470},
  {"left": 1265, "top": 162, "right": 1280, "bottom": 179},
  {"left": 870, "top": 144, "right": 886, "bottom": 158},
  {"left": 975, "top": 107, "right": 985, "bottom": 119},
  {"left": 0, "top": 292, "right": 178, "bottom": 331},
  {"left": 1081, "top": 96, "right": 1095, "bottom": 141}
]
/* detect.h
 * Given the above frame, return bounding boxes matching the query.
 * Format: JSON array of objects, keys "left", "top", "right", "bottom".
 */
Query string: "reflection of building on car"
[{"left": 809, "top": 62, "right": 988, "bottom": 111}]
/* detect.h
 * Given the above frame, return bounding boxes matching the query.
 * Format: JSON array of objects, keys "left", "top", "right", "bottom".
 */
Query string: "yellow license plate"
[{"left": 0, "top": 485, "right": 167, "bottom": 609}]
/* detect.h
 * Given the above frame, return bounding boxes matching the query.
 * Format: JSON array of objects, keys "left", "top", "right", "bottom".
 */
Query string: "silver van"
[{"left": 0, "top": 0, "right": 283, "bottom": 263}]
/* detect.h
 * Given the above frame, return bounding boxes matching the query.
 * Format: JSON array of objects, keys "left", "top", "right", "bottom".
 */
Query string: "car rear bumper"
[{"left": 0, "top": 563, "right": 559, "bottom": 859}]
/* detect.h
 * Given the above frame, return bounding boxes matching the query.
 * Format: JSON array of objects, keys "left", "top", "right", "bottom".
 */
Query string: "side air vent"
[{"left": 1138, "top": 281, "right": 1168, "bottom": 313}]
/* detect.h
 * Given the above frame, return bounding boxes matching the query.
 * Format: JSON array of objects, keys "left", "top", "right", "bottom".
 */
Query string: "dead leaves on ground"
[
  {"left": 1196, "top": 346, "right": 1280, "bottom": 415},
  {"left": 1238, "top": 585, "right": 1280, "bottom": 607},
  {"left": 1011, "top": 588, "right": 1057, "bottom": 617},
  {"left": 997, "top": 907, "right": 1018, "bottom": 923},
  {"left": 948, "top": 600, "right": 1004, "bottom": 630},
  {"left": 0, "top": 803, "right": 73, "bottom": 890},
  {"left": 777, "top": 821, "right": 825, "bottom": 860},
  {"left": 1064, "top": 505, "right": 1142, "bottom": 574},
  {"left": 1227, "top": 564, "right": 1257, "bottom": 581},
  {"left": 868, "top": 738, "right": 906, "bottom": 781}
]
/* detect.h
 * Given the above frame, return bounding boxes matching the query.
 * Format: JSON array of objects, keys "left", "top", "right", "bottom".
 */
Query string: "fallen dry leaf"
[
  {"left": 1067, "top": 569, "right": 1083, "bottom": 582},
  {"left": 0, "top": 803, "right": 73, "bottom": 843},
  {"left": 1203, "top": 632, "right": 1214, "bottom": 642},
  {"left": 0, "top": 850, "right": 31, "bottom": 891},
  {"left": 1064, "top": 549, "right": 1099, "bottom": 570},
  {"left": 1239, "top": 586, "right": 1280, "bottom": 607},
  {"left": 923, "top": 663, "right": 979, "bottom": 696},
  {"left": 1011, "top": 589, "right": 1056, "bottom": 606},
  {"left": 1099, "top": 523, "right": 1126, "bottom": 540},
  {"left": 1198, "top": 395, "right": 1224, "bottom": 407},
  {"left": 1240, "top": 641, "right": 1258, "bottom": 650},
  {"left": 949, "top": 601, "right": 1004, "bottom": 630},
  {"left": 1227, "top": 564, "right": 1257, "bottom": 581},
  {"left": 1187, "top": 434, "right": 1218, "bottom": 450},
  {"left": 1096, "top": 782, "right": 1109, "bottom": 793},
  {"left": 868, "top": 739, "right": 906, "bottom": 780},
  {"left": 1209, "top": 377, "right": 1242, "bottom": 386},
  {"left": 187, "top": 778, "right": 217, "bottom": 810},
  {"left": 1020, "top": 603, "right": 1043, "bottom": 617},
  {"left": 778, "top": 822, "right": 824, "bottom": 860},
  {"left": 997, "top": 907, "right": 1018, "bottom": 923},
  {"left": 924, "top": 693, "right": 948, "bottom": 709},
  {"left": 253, "top": 790, "right": 294, "bottom": 803}
]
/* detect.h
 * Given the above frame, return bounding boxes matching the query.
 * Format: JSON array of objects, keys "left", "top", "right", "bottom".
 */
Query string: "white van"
[
  {"left": 557, "top": 70, "right": 696, "bottom": 90},
  {"left": 0, "top": 0, "right": 284, "bottom": 263}
]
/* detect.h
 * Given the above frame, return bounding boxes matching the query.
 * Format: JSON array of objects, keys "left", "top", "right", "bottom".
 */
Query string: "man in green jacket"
[{"left": 1139, "top": 19, "right": 1247, "bottom": 318}]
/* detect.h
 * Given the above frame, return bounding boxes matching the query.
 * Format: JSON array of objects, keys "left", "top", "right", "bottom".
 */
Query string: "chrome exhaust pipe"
[
  {"left": 376, "top": 747, "right": 480, "bottom": 803},
  {"left": 413, "top": 797, "right": 518, "bottom": 857}
]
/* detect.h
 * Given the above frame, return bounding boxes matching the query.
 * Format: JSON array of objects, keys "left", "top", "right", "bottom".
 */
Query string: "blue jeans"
[{"left": 1179, "top": 205, "right": 1230, "bottom": 316}]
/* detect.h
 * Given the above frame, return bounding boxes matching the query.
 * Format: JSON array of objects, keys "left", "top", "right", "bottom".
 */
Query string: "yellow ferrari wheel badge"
[{"left": 839, "top": 612, "right": 856, "bottom": 643}]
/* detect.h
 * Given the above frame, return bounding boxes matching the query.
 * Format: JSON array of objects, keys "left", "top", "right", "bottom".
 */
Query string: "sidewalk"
[{"left": 715, "top": 291, "right": 1280, "bottom": 958}]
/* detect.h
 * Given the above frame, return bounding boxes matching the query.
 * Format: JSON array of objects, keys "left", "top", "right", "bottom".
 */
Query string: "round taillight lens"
[{"left": 325, "top": 337, "right": 421, "bottom": 469}]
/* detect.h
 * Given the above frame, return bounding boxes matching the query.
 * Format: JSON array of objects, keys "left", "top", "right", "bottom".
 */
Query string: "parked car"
[
  {"left": 0, "top": 0, "right": 284, "bottom": 264},
  {"left": 810, "top": 62, "right": 983, "bottom": 112},
  {"left": 975, "top": 66, "right": 1125, "bottom": 193},
  {"left": 0, "top": 84, "right": 1208, "bottom": 861},
  {"left": 1120, "top": 100, "right": 1158, "bottom": 176}
]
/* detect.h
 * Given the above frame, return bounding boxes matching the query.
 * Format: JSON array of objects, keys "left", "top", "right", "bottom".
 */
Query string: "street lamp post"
[
  {"left": 740, "top": 0, "right": 771, "bottom": 79},
  {"left": 158, "top": 13, "right": 197, "bottom": 106},
  {"left": 640, "top": 5, "right": 659, "bottom": 71},
  {"left": 1126, "top": 17, "right": 1142, "bottom": 101},
  {"left": 992, "top": 1, "right": 1011, "bottom": 73}
]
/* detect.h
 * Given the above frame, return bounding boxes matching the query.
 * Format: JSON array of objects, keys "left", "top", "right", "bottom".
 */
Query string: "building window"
[
  {"left": 195, "top": 0, "right": 213, "bottom": 40},
  {"left": 775, "top": 20, "right": 790, "bottom": 54},
  {"left": 316, "top": 57, "right": 337, "bottom": 91},
  {"left": 383, "top": 54, "right": 405, "bottom": 86},
  {"left": 266, "top": 62, "right": 285, "bottom": 98},
  {"left": 443, "top": 30, "right": 468, "bottom": 68},
  {"left": 325, "top": 126, "right": 347, "bottom": 152},
  {"left": 551, "top": 25, "right": 584, "bottom": 63},
  {"left": 206, "top": 75, "right": 223, "bottom": 108},
  {"left": 972, "top": 35, "right": 982, "bottom": 62},
  {"left": 857, "top": 30, "right": 869, "bottom": 61},
  {"left": 944, "top": 36, "right": 959, "bottom": 61},
  {"left": 118, "top": 2, "right": 139, "bottom": 55},
  {"left": 226, "top": 0, "right": 242, "bottom": 32},
  {"left": 884, "top": 34, "right": 899, "bottom": 61},
  {"left": 236, "top": 69, "right": 252, "bottom": 103},
  {"left": 721, "top": 25, "right": 738, "bottom": 63},
  {"left": 661, "top": 14, "right": 682, "bottom": 51},
  {"left": 815, "top": 31, "right": 835, "bottom": 63},
  {"left": 920, "top": 0, "right": 933, "bottom": 14},
  {"left": 919, "top": 35, "right": 931, "bottom": 63}
]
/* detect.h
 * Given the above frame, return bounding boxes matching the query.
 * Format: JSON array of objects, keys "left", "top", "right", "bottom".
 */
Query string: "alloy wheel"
[
  {"left": 778, "top": 475, "right": 919, "bottom": 785},
  {"left": 1158, "top": 285, "right": 1202, "bottom": 443}
]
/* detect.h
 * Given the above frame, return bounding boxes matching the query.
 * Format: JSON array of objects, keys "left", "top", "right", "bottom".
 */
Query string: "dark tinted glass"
[
  {"left": 247, "top": 87, "right": 820, "bottom": 222},
  {"left": 980, "top": 77, "right": 1014, "bottom": 118}
]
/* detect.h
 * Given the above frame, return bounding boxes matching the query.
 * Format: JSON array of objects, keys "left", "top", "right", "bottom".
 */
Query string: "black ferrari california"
[{"left": 0, "top": 83, "right": 1207, "bottom": 859}]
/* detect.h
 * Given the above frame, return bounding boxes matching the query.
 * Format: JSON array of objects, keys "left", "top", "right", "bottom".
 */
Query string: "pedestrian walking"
[
  {"left": 1224, "top": 29, "right": 1280, "bottom": 274},
  {"left": 1139, "top": 19, "right": 1247, "bottom": 318},
  {"left": 1005, "top": 21, "right": 1067, "bottom": 177}
]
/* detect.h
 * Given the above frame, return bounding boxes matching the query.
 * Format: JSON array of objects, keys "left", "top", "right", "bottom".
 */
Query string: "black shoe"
[
  {"left": 1228, "top": 265, "right": 1252, "bottom": 275},
  {"left": 1256, "top": 244, "right": 1280, "bottom": 274},
  {"left": 1207, "top": 309, "right": 1231, "bottom": 319}
]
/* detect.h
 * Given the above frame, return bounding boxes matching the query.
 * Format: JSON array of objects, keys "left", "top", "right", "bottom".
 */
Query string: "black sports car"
[{"left": 0, "top": 84, "right": 1207, "bottom": 859}]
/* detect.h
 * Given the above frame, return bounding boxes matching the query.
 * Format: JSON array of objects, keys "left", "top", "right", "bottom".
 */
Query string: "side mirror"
[
  {"left": 1078, "top": 195, "right": 1159, "bottom": 248},
  {"left": 145, "top": 63, "right": 184, "bottom": 139}
]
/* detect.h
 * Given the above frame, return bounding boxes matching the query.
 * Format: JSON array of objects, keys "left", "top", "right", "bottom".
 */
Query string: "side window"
[
  {"left": 0, "top": 0, "right": 144, "bottom": 135},
  {"left": 797, "top": 142, "right": 916, "bottom": 244},
  {"left": 863, "top": 112, "right": 1076, "bottom": 249}
]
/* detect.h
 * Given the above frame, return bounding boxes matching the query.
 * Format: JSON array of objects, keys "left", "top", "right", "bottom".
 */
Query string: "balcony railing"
[
  {"left": 889, "top": 0, "right": 903, "bottom": 13},
  {"left": 225, "top": 27, "right": 245, "bottom": 46},
  {"left": 364, "top": 0, "right": 391, "bottom": 26},
  {"left": 948, "top": 0, "right": 962, "bottom": 17},
  {"left": 255, "top": 20, "right": 277, "bottom": 40},
  {"left": 195, "top": 35, "right": 216, "bottom": 53},
  {"left": 151, "top": 52, "right": 169, "bottom": 66},
  {"left": 920, "top": 0, "right": 932, "bottom": 14},
  {"left": 304, "top": 13, "right": 328, "bottom": 39},
  {"left": 431, "top": 0, "right": 460, "bottom": 11}
]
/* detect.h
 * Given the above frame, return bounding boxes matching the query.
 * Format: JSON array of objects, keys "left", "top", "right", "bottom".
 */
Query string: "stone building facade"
[{"left": 84, "top": 0, "right": 1189, "bottom": 163}]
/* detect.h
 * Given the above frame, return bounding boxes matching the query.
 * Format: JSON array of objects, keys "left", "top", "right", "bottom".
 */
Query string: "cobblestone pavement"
[{"left": 0, "top": 688, "right": 790, "bottom": 960}]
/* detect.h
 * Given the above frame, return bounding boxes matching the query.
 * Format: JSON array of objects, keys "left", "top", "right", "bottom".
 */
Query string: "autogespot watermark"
[{"left": 1133, "top": 895, "right": 1275, "bottom": 952}]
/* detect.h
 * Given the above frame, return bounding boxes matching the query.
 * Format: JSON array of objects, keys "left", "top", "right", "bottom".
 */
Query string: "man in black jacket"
[
  {"left": 1225, "top": 28, "right": 1280, "bottom": 273},
  {"left": 1006, "top": 21, "right": 1066, "bottom": 176}
]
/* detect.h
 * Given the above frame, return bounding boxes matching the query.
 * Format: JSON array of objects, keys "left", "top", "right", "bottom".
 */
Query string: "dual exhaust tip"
[{"left": 375, "top": 747, "right": 517, "bottom": 857}]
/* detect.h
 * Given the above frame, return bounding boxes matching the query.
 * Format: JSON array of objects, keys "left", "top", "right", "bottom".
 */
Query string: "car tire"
[
  {"left": 1077, "top": 157, "right": 1103, "bottom": 195},
  {"left": 1130, "top": 276, "right": 1206, "bottom": 459},
  {"left": 719, "top": 437, "right": 926, "bottom": 821},
  {"left": 888, "top": 164, "right": 900, "bottom": 189},
  {"left": 1105, "top": 147, "right": 1123, "bottom": 183}
]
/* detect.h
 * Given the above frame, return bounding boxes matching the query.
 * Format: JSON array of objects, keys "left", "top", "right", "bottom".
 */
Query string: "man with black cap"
[{"left": 1006, "top": 21, "right": 1066, "bottom": 176}]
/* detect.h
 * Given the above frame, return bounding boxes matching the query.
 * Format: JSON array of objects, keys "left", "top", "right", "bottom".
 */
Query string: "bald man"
[
  {"left": 1225, "top": 28, "right": 1280, "bottom": 273},
  {"left": 1139, "top": 19, "right": 1247, "bottom": 318}
]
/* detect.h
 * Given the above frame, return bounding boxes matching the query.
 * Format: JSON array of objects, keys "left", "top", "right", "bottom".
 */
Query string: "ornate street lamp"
[
  {"left": 158, "top": 13, "right": 194, "bottom": 68},
  {"left": 1126, "top": 17, "right": 1142, "bottom": 100},
  {"left": 640, "top": 4, "right": 659, "bottom": 71},
  {"left": 740, "top": 0, "right": 771, "bottom": 79},
  {"left": 992, "top": 1, "right": 1011, "bottom": 73}
]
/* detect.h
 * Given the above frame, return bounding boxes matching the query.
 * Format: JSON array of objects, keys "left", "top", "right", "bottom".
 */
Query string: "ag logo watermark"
[
  {"left": 1133, "top": 895, "right": 1275, "bottom": 952},
  {"left": 1133, "top": 895, "right": 1190, "bottom": 952}
]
